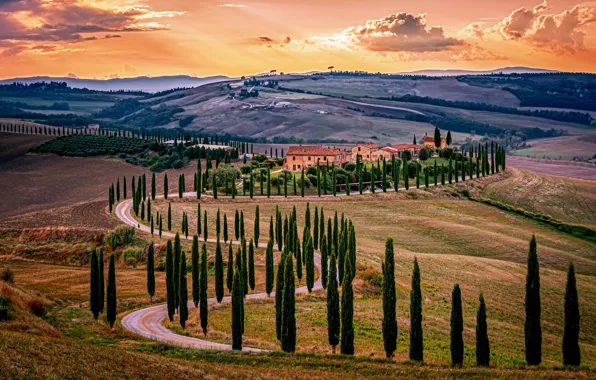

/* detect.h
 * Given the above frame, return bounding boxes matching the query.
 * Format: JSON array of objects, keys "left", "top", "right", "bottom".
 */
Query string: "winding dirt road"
[{"left": 117, "top": 191, "right": 322, "bottom": 351}]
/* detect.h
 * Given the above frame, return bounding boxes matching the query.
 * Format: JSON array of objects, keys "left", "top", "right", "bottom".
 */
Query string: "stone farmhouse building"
[
  {"left": 422, "top": 132, "right": 446, "bottom": 149},
  {"left": 282, "top": 145, "right": 349, "bottom": 171}
]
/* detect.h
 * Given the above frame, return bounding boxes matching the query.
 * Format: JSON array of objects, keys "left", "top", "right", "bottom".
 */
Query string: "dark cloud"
[
  {"left": 0, "top": 0, "right": 184, "bottom": 56},
  {"left": 259, "top": 36, "right": 274, "bottom": 42}
]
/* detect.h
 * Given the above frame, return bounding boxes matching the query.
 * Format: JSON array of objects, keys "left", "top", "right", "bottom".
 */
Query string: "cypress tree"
[
  {"left": 192, "top": 236, "right": 200, "bottom": 307},
  {"left": 434, "top": 160, "right": 438, "bottom": 186},
  {"left": 340, "top": 247, "right": 354, "bottom": 355},
  {"left": 151, "top": 172, "right": 156, "bottom": 200},
  {"left": 301, "top": 168, "right": 305, "bottom": 197},
  {"left": 147, "top": 243, "right": 155, "bottom": 303},
  {"left": 293, "top": 173, "right": 297, "bottom": 196},
  {"left": 321, "top": 251, "right": 341, "bottom": 353},
  {"left": 200, "top": 243, "right": 208, "bottom": 335},
  {"left": 410, "top": 258, "right": 423, "bottom": 362},
  {"left": 441, "top": 164, "right": 446, "bottom": 185},
  {"left": 563, "top": 262, "right": 580, "bottom": 366},
  {"left": 295, "top": 235, "right": 302, "bottom": 282},
  {"left": 281, "top": 253, "right": 296, "bottom": 352},
  {"left": 179, "top": 252, "right": 189, "bottom": 328},
  {"left": 267, "top": 168, "right": 271, "bottom": 198},
  {"left": 166, "top": 240, "right": 175, "bottom": 321},
  {"left": 227, "top": 244, "right": 234, "bottom": 292},
  {"left": 306, "top": 233, "right": 314, "bottom": 292},
  {"left": 235, "top": 209, "right": 240, "bottom": 240},
  {"left": 215, "top": 240, "right": 224, "bottom": 302},
  {"left": 415, "top": 162, "right": 420, "bottom": 189},
  {"left": 216, "top": 208, "right": 221, "bottom": 238},
  {"left": 266, "top": 238, "right": 274, "bottom": 296},
  {"left": 106, "top": 253, "right": 117, "bottom": 328},
  {"left": 197, "top": 204, "right": 201, "bottom": 236},
  {"left": 382, "top": 158, "right": 387, "bottom": 192},
  {"left": 275, "top": 247, "right": 287, "bottom": 341},
  {"left": 255, "top": 205, "right": 260, "bottom": 247},
  {"left": 321, "top": 236, "right": 328, "bottom": 289},
  {"left": 168, "top": 203, "right": 172, "bottom": 230},
  {"left": 116, "top": 178, "right": 120, "bottom": 202},
  {"left": 450, "top": 284, "right": 464, "bottom": 367},
  {"left": 174, "top": 233, "right": 181, "bottom": 310},
  {"left": 476, "top": 292, "right": 490, "bottom": 366},
  {"left": 240, "top": 211, "right": 245, "bottom": 238},
  {"left": 99, "top": 248, "right": 105, "bottom": 313},
  {"left": 231, "top": 255, "right": 244, "bottom": 350},
  {"left": 382, "top": 238, "right": 397, "bottom": 359},
  {"left": 223, "top": 214, "right": 229, "bottom": 243},
  {"left": 203, "top": 211, "right": 208, "bottom": 241},
  {"left": 313, "top": 207, "right": 319, "bottom": 250},
  {"left": 242, "top": 238, "right": 248, "bottom": 295},
  {"left": 525, "top": 235, "right": 542, "bottom": 366},
  {"left": 248, "top": 239, "right": 256, "bottom": 290},
  {"left": 448, "top": 158, "right": 453, "bottom": 184},
  {"left": 123, "top": 176, "right": 127, "bottom": 199},
  {"left": 319, "top": 208, "right": 325, "bottom": 249},
  {"left": 90, "top": 248, "right": 100, "bottom": 319},
  {"left": 424, "top": 166, "right": 429, "bottom": 188},
  {"left": 277, "top": 211, "right": 283, "bottom": 251}
]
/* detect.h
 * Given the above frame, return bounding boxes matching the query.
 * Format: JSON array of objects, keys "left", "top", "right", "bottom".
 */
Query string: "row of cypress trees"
[
  {"left": 89, "top": 248, "right": 117, "bottom": 328},
  {"left": 379, "top": 236, "right": 581, "bottom": 367}
]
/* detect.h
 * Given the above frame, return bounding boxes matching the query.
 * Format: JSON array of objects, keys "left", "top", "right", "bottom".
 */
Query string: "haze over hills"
[
  {"left": 0, "top": 75, "right": 230, "bottom": 93},
  {"left": 400, "top": 66, "right": 559, "bottom": 76}
]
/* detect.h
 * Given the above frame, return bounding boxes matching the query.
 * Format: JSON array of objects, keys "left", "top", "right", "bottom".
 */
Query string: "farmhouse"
[
  {"left": 351, "top": 143, "right": 379, "bottom": 161},
  {"left": 88, "top": 124, "right": 100, "bottom": 130},
  {"left": 422, "top": 132, "right": 446, "bottom": 149},
  {"left": 164, "top": 140, "right": 234, "bottom": 152},
  {"left": 283, "top": 145, "right": 348, "bottom": 171}
]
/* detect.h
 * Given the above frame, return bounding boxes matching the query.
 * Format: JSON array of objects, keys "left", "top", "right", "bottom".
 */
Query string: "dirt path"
[{"left": 117, "top": 193, "right": 322, "bottom": 351}]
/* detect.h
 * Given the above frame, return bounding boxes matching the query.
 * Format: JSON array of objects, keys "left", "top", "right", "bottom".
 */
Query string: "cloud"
[
  {"left": 0, "top": 0, "right": 184, "bottom": 57},
  {"left": 283, "top": 36, "right": 292, "bottom": 44},
  {"left": 488, "top": 1, "right": 596, "bottom": 53},
  {"left": 219, "top": 4, "right": 246, "bottom": 8},
  {"left": 340, "top": 12, "right": 463, "bottom": 52},
  {"left": 259, "top": 36, "right": 274, "bottom": 42}
]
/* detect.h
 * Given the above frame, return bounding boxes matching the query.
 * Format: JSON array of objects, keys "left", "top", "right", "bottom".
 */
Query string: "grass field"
[
  {"left": 147, "top": 182, "right": 596, "bottom": 367},
  {"left": 481, "top": 168, "right": 596, "bottom": 228},
  {"left": 0, "top": 96, "right": 114, "bottom": 114},
  {"left": 511, "top": 132, "right": 596, "bottom": 161}
]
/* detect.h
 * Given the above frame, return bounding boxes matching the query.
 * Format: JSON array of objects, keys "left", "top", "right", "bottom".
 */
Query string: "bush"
[
  {"left": 252, "top": 154, "right": 268, "bottom": 163},
  {"left": 418, "top": 147, "right": 431, "bottom": 161},
  {"left": 1, "top": 267, "right": 14, "bottom": 284},
  {"left": 0, "top": 296, "right": 9, "bottom": 321},
  {"left": 103, "top": 226, "right": 136, "bottom": 249},
  {"left": 240, "top": 164, "right": 253, "bottom": 174},
  {"left": 306, "top": 166, "right": 318, "bottom": 176},
  {"left": 344, "top": 162, "right": 356, "bottom": 172},
  {"left": 26, "top": 300, "right": 46, "bottom": 317}
]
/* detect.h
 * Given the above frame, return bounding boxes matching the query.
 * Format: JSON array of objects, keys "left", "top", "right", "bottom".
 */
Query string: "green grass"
[{"left": 0, "top": 96, "right": 114, "bottom": 114}]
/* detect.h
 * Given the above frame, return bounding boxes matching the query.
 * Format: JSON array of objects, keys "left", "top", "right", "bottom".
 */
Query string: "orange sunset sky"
[{"left": 1, "top": 0, "right": 595, "bottom": 79}]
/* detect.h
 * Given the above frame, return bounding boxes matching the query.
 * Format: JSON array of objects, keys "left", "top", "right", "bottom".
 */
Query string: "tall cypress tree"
[
  {"left": 179, "top": 252, "right": 189, "bottom": 328},
  {"left": 166, "top": 240, "right": 175, "bottom": 321},
  {"left": 254, "top": 205, "right": 260, "bottom": 247},
  {"left": 203, "top": 210, "right": 208, "bottom": 241},
  {"left": 216, "top": 208, "right": 221, "bottom": 238},
  {"left": 106, "top": 253, "right": 117, "bottom": 328},
  {"left": 275, "top": 247, "right": 287, "bottom": 341},
  {"left": 200, "top": 243, "right": 208, "bottom": 335},
  {"left": 313, "top": 207, "right": 319, "bottom": 250},
  {"left": 382, "top": 238, "right": 397, "bottom": 359},
  {"left": 319, "top": 208, "right": 325, "bottom": 249},
  {"left": 90, "top": 248, "right": 100, "bottom": 319},
  {"left": 248, "top": 239, "right": 256, "bottom": 290},
  {"left": 215, "top": 240, "right": 224, "bottom": 302},
  {"left": 223, "top": 214, "right": 229, "bottom": 243},
  {"left": 563, "top": 262, "right": 581, "bottom": 366},
  {"left": 281, "top": 253, "right": 296, "bottom": 352},
  {"left": 168, "top": 203, "right": 172, "bottom": 230},
  {"left": 327, "top": 252, "right": 340, "bottom": 353},
  {"left": 235, "top": 209, "right": 240, "bottom": 240},
  {"left": 231, "top": 254, "right": 244, "bottom": 350},
  {"left": 340, "top": 247, "right": 354, "bottom": 355},
  {"left": 266, "top": 238, "right": 274, "bottom": 296},
  {"left": 321, "top": 236, "right": 328, "bottom": 289},
  {"left": 305, "top": 233, "right": 314, "bottom": 292},
  {"left": 410, "top": 258, "right": 423, "bottom": 362},
  {"left": 192, "top": 236, "right": 200, "bottom": 307},
  {"left": 151, "top": 172, "right": 156, "bottom": 200},
  {"left": 240, "top": 211, "right": 245, "bottom": 238},
  {"left": 450, "top": 284, "right": 464, "bottom": 367},
  {"left": 476, "top": 292, "right": 490, "bottom": 366},
  {"left": 99, "top": 248, "right": 105, "bottom": 313},
  {"left": 525, "top": 235, "right": 542, "bottom": 366},
  {"left": 227, "top": 244, "right": 234, "bottom": 292},
  {"left": 173, "top": 233, "right": 181, "bottom": 311},
  {"left": 147, "top": 242, "right": 155, "bottom": 302}
]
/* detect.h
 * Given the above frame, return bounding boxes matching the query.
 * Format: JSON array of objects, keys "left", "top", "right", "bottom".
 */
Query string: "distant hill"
[
  {"left": 400, "top": 67, "right": 558, "bottom": 77},
  {"left": 0, "top": 75, "right": 230, "bottom": 93}
]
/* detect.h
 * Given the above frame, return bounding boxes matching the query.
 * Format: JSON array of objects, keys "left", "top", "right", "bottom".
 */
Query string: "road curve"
[{"left": 118, "top": 192, "right": 323, "bottom": 352}]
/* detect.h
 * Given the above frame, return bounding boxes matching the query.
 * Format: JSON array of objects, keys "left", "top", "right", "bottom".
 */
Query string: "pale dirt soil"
[{"left": 508, "top": 156, "right": 596, "bottom": 180}]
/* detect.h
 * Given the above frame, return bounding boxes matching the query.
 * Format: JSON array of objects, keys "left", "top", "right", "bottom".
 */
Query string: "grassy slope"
[
  {"left": 511, "top": 132, "right": 596, "bottom": 160},
  {"left": 150, "top": 179, "right": 596, "bottom": 367},
  {"left": 480, "top": 168, "right": 596, "bottom": 228}
]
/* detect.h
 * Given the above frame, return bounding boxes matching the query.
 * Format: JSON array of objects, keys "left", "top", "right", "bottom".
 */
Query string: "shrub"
[
  {"left": 103, "top": 225, "right": 136, "bottom": 249},
  {"left": 253, "top": 154, "right": 268, "bottom": 163},
  {"left": 26, "top": 299, "right": 46, "bottom": 317},
  {"left": 306, "top": 166, "right": 318, "bottom": 176},
  {"left": 344, "top": 163, "right": 356, "bottom": 172},
  {"left": 123, "top": 247, "right": 144, "bottom": 262},
  {"left": 240, "top": 164, "right": 253, "bottom": 174},
  {"left": 1, "top": 267, "right": 14, "bottom": 284},
  {"left": 0, "top": 296, "right": 9, "bottom": 321},
  {"left": 418, "top": 147, "right": 431, "bottom": 161}
]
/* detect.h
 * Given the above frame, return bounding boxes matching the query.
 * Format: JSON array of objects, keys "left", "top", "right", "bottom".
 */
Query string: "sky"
[{"left": 1, "top": 0, "right": 596, "bottom": 79}]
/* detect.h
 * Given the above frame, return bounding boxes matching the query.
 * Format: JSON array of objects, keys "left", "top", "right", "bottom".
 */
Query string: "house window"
[
  {"left": 293, "top": 156, "right": 296, "bottom": 160},
  {"left": 358, "top": 147, "right": 361, "bottom": 151},
  {"left": 308, "top": 156, "right": 311, "bottom": 160},
  {"left": 324, "top": 157, "right": 327, "bottom": 161},
  {"left": 293, "top": 165, "right": 296, "bottom": 170}
]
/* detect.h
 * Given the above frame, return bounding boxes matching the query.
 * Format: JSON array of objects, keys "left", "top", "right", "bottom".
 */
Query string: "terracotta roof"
[
  {"left": 286, "top": 145, "right": 335, "bottom": 156},
  {"left": 390, "top": 144, "right": 421, "bottom": 150},
  {"left": 423, "top": 136, "right": 445, "bottom": 142}
]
